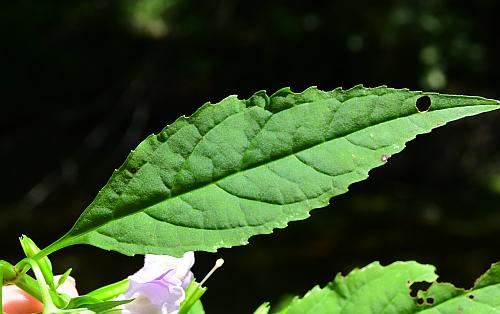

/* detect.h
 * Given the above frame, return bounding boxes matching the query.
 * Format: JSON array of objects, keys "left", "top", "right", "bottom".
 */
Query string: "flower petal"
[{"left": 118, "top": 252, "right": 195, "bottom": 314}]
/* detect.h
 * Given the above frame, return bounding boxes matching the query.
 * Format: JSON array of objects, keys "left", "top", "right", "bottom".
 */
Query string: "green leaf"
[
  {"left": 65, "top": 296, "right": 102, "bottom": 309},
  {"left": 279, "top": 261, "right": 437, "bottom": 314},
  {"left": 252, "top": 302, "right": 270, "bottom": 314},
  {"left": 278, "top": 262, "right": 500, "bottom": 314},
  {"left": 65, "top": 296, "right": 131, "bottom": 313},
  {"left": 55, "top": 268, "right": 73, "bottom": 290},
  {"left": 39, "top": 86, "right": 500, "bottom": 256},
  {"left": 415, "top": 262, "right": 500, "bottom": 313},
  {"left": 81, "top": 300, "right": 131, "bottom": 313}
]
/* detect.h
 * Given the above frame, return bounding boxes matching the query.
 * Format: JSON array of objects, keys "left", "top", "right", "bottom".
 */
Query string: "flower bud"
[{"left": 19, "top": 235, "right": 54, "bottom": 289}]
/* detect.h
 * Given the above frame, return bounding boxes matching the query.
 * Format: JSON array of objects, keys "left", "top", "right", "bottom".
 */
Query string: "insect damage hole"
[
  {"left": 416, "top": 95, "right": 432, "bottom": 112},
  {"left": 409, "top": 281, "right": 432, "bottom": 297},
  {"left": 129, "top": 167, "right": 138, "bottom": 174}
]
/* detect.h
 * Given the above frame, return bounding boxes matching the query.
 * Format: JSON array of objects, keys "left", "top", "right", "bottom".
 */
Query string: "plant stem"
[
  {"left": 178, "top": 281, "right": 207, "bottom": 314},
  {"left": 86, "top": 278, "right": 129, "bottom": 301},
  {"left": 34, "top": 237, "right": 75, "bottom": 261},
  {"left": 28, "top": 259, "right": 58, "bottom": 314},
  {"left": 15, "top": 274, "right": 43, "bottom": 302}
]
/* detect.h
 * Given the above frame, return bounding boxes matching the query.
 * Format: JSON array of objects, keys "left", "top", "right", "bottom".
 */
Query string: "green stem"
[
  {"left": 86, "top": 278, "right": 129, "bottom": 301},
  {"left": 178, "top": 281, "right": 207, "bottom": 314},
  {"left": 28, "top": 259, "right": 58, "bottom": 314},
  {"left": 15, "top": 274, "right": 70, "bottom": 309},
  {"left": 15, "top": 274, "right": 43, "bottom": 302},
  {"left": 20, "top": 235, "right": 55, "bottom": 290},
  {"left": 15, "top": 236, "right": 70, "bottom": 278},
  {"left": 0, "top": 261, "right": 17, "bottom": 283},
  {"left": 34, "top": 237, "right": 76, "bottom": 261},
  {"left": 15, "top": 257, "right": 32, "bottom": 275}
]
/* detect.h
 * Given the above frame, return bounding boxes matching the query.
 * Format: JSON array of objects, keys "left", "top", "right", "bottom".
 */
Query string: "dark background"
[{"left": 2, "top": 1, "right": 500, "bottom": 313}]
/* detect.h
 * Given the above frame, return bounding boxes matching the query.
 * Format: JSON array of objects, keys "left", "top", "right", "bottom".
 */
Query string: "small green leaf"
[
  {"left": 65, "top": 297, "right": 131, "bottom": 312},
  {"left": 56, "top": 268, "right": 73, "bottom": 290},
  {"left": 65, "top": 296, "right": 101, "bottom": 309},
  {"left": 39, "top": 86, "right": 500, "bottom": 257},
  {"left": 80, "top": 300, "right": 131, "bottom": 313}
]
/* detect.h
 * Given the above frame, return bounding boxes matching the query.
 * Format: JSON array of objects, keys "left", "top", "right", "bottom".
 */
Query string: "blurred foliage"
[{"left": 1, "top": 1, "right": 500, "bottom": 313}]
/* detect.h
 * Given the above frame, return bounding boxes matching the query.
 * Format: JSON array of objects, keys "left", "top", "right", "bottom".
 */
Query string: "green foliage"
[
  {"left": 275, "top": 261, "right": 500, "bottom": 314},
  {"left": 252, "top": 302, "right": 270, "bottom": 314},
  {"left": 19, "top": 235, "right": 54, "bottom": 290},
  {"left": 185, "top": 300, "right": 205, "bottom": 314},
  {"left": 4, "top": 85, "right": 500, "bottom": 314},
  {"left": 38, "top": 86, "right": 499, "bottom": 258},
  {"left": 179, "top": 281, "right": 207, "bottom": 314},
  {"left": 65, "top": 298, "right": 131, "bottom": 313}
]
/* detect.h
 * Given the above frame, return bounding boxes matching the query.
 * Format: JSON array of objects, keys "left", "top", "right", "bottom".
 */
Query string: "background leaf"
[
  {"left": 278, "top": 262, "right": 500, "bottom": 314},
  {"left": 40, "top": 86, "right": 499, "bottom": 257},
  {"left": 279, "top": 261, "right": 436, "bottom": 314}
]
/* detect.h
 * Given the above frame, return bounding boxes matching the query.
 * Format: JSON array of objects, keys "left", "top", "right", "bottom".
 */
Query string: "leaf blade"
[
  {"left": 278, "top": 262, "right": 500, "bottom": 314},
  {"left": 44, "top": 86, "right": 499, "bottom": 256},
  {"left": 416, "top": 262, "right": 500, "bottom": 313},
  {"left": 281, "top": 261, "right": 437, "bottom": 314}
]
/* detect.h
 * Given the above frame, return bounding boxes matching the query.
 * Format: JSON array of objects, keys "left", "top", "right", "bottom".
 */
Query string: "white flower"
[{"left": 118, "top": 252, "right": 194, "bottom": 314}]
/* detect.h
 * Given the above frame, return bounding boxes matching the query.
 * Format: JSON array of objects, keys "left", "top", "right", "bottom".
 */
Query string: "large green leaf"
[
  {"left": 39, "top": 86, "right": 499, "bottom": 257},
  {"left": 278, "top": 261, "right": 500, "bottom": 314}
]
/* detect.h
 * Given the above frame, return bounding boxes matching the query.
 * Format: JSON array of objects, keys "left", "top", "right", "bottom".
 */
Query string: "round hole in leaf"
[
  {"left": 416, "top": 96, "right": 432, "bottom": 112},
  {"left": 426, "top": 297, "right": 434, "bottom": 304},
  {"left": 130, "top": 167, "right": 138, "bottom": 174},
  {"left": 468, "top": 294, "right": 474, "bottom": 299},
  {"left": 417, "top": 298, "right": 424, "bottom": 305}
]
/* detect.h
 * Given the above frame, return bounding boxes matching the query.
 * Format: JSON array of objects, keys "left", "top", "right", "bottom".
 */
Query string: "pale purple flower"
[{"left": 119, "top": 252, "right": 195, "bottom": 314}]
